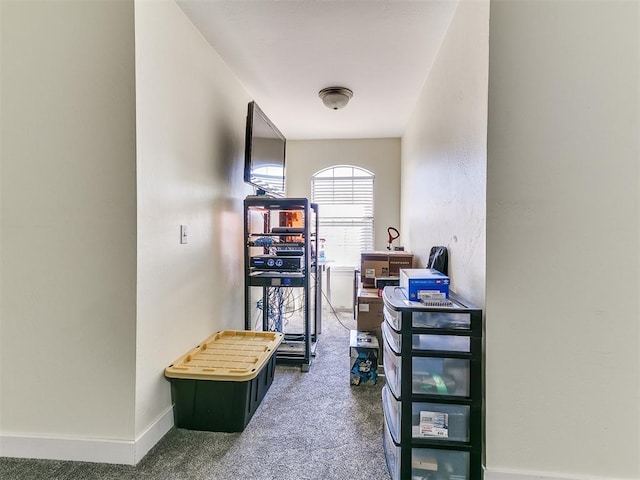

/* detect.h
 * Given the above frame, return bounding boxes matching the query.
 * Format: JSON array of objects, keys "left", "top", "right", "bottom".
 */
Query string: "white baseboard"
[
  {"left": 0, "top": 405, "right": 174, "bottom": 466},
  {"left": 485, "top": 467, "right": 627, "bottom": 480},
  {"left": 134, "top": 405, "right": 174, "bottom": 464}
]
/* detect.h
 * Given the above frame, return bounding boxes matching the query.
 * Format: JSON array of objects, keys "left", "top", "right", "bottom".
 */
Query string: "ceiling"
[{"left": 176, "top": 0, "right": 459, "bottom": 140}]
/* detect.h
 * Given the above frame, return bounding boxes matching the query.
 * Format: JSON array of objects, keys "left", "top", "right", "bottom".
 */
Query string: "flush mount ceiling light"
[{"left": 318, "top": 87, "right": 353, "bottom": 110}]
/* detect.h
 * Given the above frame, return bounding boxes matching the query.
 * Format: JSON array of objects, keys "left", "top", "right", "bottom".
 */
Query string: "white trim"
[
  {"left": 485, "top": 467, "right": 630, "bottom": 480},
  {"left": 134, "top": 405, "right": 174, "bottom": 464},
  {"left": 0, "top": 406, "right": 174, "bottom": 466},
  {"left": 0, "top": 434, "right": 135, "bottom": 465}
]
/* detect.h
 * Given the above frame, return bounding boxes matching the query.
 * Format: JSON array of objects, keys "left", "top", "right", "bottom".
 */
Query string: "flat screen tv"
[{"left": 244, "top": 101, "right": 286, "bottom": 197}]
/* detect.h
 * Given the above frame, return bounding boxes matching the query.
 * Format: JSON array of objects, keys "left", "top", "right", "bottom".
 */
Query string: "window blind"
[{"left": 312, "top": 167, "right": 374, "bottom": 267}]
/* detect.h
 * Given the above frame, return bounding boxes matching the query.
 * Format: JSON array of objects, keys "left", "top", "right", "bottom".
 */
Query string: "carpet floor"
[{"left": 0, "top": 308, "right": 391, "bottom": 480}]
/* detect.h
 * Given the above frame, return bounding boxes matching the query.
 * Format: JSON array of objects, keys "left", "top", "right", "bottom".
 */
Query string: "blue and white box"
[{"left": 400, "top": 268, "right": 450, "bottom": 301}]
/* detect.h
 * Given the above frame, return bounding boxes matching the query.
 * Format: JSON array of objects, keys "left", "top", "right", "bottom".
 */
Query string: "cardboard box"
[
  {"left": 360, "top": 251, "right": 413, "bottom": 287},
  {"left": 361, "top": 252, "right": 389, "bottom": 287},
  {"left": 357, "top": 288, "right": 384, "bottom": 330},
  {"left": 388, "top": 251, "right": 414, "bottom": 276},
  {"left": 400, "top": 268, "right": 450, "bottom": 301},
  {"left": 356, "top": 288, "right": 384, "bottom": 361},
  {"left": 350, "top": 330, "right": 379, "bottom": 386}
]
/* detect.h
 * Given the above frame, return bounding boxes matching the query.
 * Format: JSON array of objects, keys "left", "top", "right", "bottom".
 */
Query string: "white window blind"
[{"left": 312, "top": 166, "right": 374, "bottom": 267}]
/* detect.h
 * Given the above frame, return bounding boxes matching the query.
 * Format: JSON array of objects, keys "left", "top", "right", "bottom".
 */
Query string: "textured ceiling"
[{"left": 177, "top": 0, "right": 459, "bottom": 140}]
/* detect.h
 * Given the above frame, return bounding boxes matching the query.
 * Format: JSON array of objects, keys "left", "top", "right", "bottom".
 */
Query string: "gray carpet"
[{"left": 0, "top": 309, "right": 391, "bottom": 480}]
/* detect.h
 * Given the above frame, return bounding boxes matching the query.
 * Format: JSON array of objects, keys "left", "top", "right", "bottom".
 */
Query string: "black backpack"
[{"left": 427, "top": 246, "right": 448, "bottom": 275}]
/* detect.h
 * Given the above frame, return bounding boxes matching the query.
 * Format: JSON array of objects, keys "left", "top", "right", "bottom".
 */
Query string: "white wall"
[
  {"left": 134, "top": 0, "right": 252, "bottom": 441},
  {"left": 1, "top": 0, "right": 137, "bottom": 447},
  {"left": 0, "top": 0, "right": 253, "bottom": 464},
  {"left": 286, "top": 138, "right": 401, "bottom": 253},
  {"left": 486, "top": 1, "right": 640, "bottom": 479},
  {"left": 0, "top": 0, "right": 5, "bottom": 441},
  {"left": 400, "top": 0, "right": 488, "bottom": 307}
]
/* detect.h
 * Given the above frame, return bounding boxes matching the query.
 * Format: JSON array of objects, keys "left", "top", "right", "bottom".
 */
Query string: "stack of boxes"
[
  {"left": 354, "top": 251, "right": 413, "bottom": 369},
  {"left": 360, "top": 251, "right": 414, "bottom": 290}
]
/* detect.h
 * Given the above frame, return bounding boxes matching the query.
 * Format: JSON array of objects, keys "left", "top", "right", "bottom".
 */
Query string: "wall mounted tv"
[{"left": 244, "top": 101, "right": 286, "bottom": 197}]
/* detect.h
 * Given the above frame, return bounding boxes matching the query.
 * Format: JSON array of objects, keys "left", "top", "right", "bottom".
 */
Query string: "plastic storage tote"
[{"left": 164, "top": 330, "right": 284, "bottom": 432}]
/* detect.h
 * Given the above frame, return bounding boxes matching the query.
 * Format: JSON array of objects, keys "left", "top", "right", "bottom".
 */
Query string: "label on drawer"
[{"left": 419, "top": 411, "right": 449, "bottom": 438}]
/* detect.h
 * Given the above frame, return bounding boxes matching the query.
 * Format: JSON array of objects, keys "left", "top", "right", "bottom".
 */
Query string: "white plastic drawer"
[
  {"left": 383, "top": 320, "right": 401, "bottom": 353},
  {"left": 383, "top": 385, "right": 470, "bottom": 443},
  {"left": 383, "top": 338, "right": 471, "bottom": 398},
  {"left": 383, "top": 415, "right": 400, "bottom": 480},
  {"left": 384, "top": 304, "right": 471, "bottom": 331},
  {"left": 412, "top": 311, "right": 471, "bottom": 330},
  {"left": 382, "top": 319, "right": 470, "bottom": 353},
  {"left": 383, "top": 305, "right": 402, "bottom": 331},
  {"left": 383, "top": 338, "right": 401, "bottom": 398}
]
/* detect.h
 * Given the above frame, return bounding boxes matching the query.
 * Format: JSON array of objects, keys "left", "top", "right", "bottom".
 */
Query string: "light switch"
[{"left": 180, "top": 225, "right": 188, "bottom": 244}]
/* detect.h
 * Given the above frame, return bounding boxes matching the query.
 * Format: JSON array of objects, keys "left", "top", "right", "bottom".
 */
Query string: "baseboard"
[
  {"left": 0, "top": 433, "right": 136, "bottom": 465},
  {"left": 484, "top": 467, "right": 626, "bottom": 480},
  {"left": 0, "top": 405, "right": 174, "bottom": 465},
  {"left": 134, "top": 405, "right": 174, "bottom": 464}
]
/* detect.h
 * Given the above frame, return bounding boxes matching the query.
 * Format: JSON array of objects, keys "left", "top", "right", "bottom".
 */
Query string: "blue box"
[{"left": 400, "top": 268, "right": 450, "bottom": 301}]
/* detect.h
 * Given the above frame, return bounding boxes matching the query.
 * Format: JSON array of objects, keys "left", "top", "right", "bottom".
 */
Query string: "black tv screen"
[{"left": 244, "top": 101, "right": 286, "bottom": 197}]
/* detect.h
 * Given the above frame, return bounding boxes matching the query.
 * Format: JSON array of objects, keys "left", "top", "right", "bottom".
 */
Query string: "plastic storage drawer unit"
[{"left": 165, "top": 330, "right": 284, "bottom": 432}]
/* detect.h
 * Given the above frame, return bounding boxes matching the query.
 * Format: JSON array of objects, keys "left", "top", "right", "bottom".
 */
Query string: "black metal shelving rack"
[
  {"left": 243, "top": 196, "right": 320, "bottom": 372},
  {"left": 381, "top": 286, "right": 483, "bottom": 480}
]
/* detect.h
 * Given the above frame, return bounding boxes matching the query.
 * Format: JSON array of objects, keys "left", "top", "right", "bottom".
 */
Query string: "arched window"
[{"left": 312, "top": 166, "right": 374, "bottom": 267}]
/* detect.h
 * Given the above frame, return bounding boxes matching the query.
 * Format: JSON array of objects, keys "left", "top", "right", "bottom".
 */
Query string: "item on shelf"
[
  {"left": 418, "top": 411, "right": 449, "bottom": 438},
  {"left": 412, "top": 372, "right": 457, "bottom": 395},
  {"left": 386, "top": 226, "right": 400, "bottom": 250},
  {"left": 250, "top": 255, "right": 303, "bottom": 271},
  {"left": 275, "top": 247, "right": 303, "bottom": 256},
  {"left": 375, "top": 276, "right": 400, "bottom": 289},
  {"left": 318, "top": 238, "right": 326, "bottom": 260},
  {"left": 411, "top": 451, "right": 438, "bottom": 471},
  {"left": 271, "top": 226, "right": 304, "bottom": 234},
  {"left": 253, "top": 236, "right": 274, "bottom": 246}
]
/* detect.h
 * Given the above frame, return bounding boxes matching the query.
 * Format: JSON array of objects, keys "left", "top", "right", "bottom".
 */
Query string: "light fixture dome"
[{"left": 319, "top": 87, "right": 353, "bottom": 110}]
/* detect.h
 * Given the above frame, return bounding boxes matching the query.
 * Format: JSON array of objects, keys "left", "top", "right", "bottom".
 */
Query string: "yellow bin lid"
[{"left": 165, "top": 330, "right": 284, "bottom": 382}]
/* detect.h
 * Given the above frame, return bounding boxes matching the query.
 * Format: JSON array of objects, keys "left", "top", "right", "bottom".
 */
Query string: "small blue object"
[
  {"left": 254, "top": 237, "right": 273, "bottom": 246},
  {"left": 351, "top": 351, "right": 378, "bottom": 385}
]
